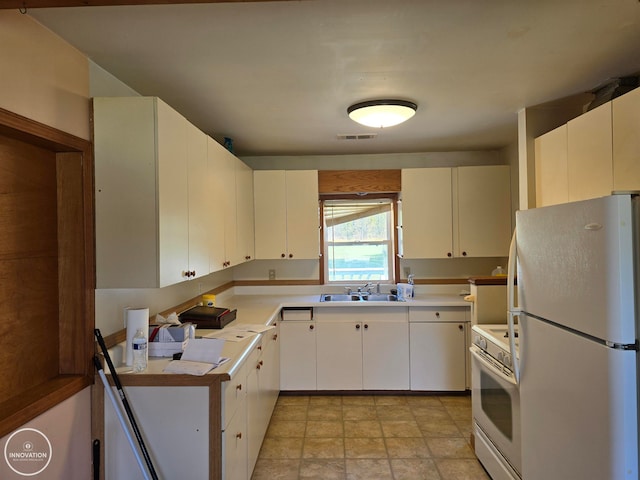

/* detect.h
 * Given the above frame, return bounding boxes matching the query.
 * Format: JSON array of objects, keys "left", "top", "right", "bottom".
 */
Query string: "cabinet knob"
[
  {"left": 462, "top": 251, "right": 467, "bottom": 257},
  {"left": 257, "top": 360, "right": 263, "bottom": 370},
  {"left": 257, "top": 345, "right": 262, "bottom": 351},
  {"left": 236, "top": 383, "right": 242, "bottom": 391},
  {"left": 236, "top": 432, "right": 242, "bottom": 440},
  {"left": 435, "top": 312, "right": 440, "bottom": 318},
  {"left": 281, "top": 253, "right": 286, "bottom": 258},
  {"left": 355, "top": 324, "right": 361, "bottom": 330},
  {"left": 273, "top": 334, "right": 278, "bottom": 341},
  {"left": 447, "top": 252, "right": 452, "bottom": 257},
  {"left": 309, "top": 324, "right": 314, "bottom": 330},
  {"left": 459, "top": 324, "right": 464, "bottom": 331},
  {"left": 364, "top": 324, "right": 369, "bottom": 330},
  {"left": 245, "top": 255, "right": 251, "bottom": 260},
  {"left": 191, "top": 270, "right": 196, "bottom": 277},
  {"left": 288, "top": 253, "right": 293, "bottom": 258}
]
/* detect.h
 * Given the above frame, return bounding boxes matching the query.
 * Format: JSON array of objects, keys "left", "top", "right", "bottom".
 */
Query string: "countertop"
[{"left": 118, "top": 292, "right": 470, "bottom": 380}]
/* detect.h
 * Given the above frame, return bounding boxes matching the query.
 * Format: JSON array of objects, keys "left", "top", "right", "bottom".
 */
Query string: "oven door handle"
[{"left": 470, "top": 346, "right": 518, "bottom": 387}]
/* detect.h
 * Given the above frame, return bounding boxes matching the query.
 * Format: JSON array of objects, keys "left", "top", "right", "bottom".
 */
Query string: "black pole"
[{"left": 94, "top": 329, "right": 159, "bottom": 480}]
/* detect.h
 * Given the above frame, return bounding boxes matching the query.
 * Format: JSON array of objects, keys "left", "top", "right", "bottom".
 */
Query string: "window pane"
[{"left": 324, "top": 199, "right": 393, "bottom": 282}]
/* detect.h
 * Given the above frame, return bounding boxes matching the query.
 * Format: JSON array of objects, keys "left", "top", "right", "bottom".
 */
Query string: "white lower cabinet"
[
  {"left": 280, "top": 315, "right": 317, "bottom": 390},
  {"left": 315, "top": 307, "right": 409, "bottom": 391},
  {"left": 409, "top": 307, "right": 469, "bottom": 391},
  {"left": 221, "top": 324, "right": 279, "bottom": 480}
]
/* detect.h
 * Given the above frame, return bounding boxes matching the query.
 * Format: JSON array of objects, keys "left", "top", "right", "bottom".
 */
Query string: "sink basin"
[{"left": 320, "top": 293, "right": 397, "bottom": 302}]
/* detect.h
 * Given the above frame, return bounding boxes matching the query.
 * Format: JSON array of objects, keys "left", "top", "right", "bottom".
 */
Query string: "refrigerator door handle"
[{"left": 507, "top": 230, "right": 521, "bottom": 384}]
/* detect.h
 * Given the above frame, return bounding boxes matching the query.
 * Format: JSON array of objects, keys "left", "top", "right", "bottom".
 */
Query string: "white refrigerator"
[{"left": 509, "top": 194, "right": 639, "bottom": 480}]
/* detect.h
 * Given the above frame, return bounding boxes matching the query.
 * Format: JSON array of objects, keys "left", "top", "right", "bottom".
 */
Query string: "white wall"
[{"left": 0, "top": 11, "right": 89, "bottom": 140}]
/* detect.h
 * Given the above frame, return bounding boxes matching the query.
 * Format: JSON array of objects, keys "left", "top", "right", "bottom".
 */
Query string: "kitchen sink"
[{"left": 320, "top": 293, "right": 398, "bottom": 302}]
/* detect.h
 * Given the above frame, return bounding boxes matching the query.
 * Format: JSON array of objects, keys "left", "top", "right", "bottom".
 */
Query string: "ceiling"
[{"left": 28, "top": 0, "right": 640, "bottom": 157}]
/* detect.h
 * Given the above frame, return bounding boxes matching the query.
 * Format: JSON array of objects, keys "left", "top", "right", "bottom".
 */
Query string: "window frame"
[{"left": 320, "top": 193, "right": 400, "bottom": 285}]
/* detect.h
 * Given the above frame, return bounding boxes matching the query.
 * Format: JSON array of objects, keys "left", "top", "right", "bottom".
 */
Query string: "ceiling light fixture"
[{"left": 347, "top": 99, "right": 417, "bottom": 128}]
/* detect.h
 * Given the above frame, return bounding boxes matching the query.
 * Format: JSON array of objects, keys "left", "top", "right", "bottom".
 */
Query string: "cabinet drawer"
[{"left": 409, "top": 306, "right": 468, "bottom": 323}]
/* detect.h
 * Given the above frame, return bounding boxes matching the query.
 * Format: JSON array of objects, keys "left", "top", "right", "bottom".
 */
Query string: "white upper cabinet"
[
  {"left": 534, "top": 87, "right": 640, "bottom": 206},
  {"left": 613, "top": 86, "right": 640, "bottom": 192},
  {"left": 207, "top": 139, "right": 254, "bottom": 271},
  {"left": 535, "top": 124, "right": 569, "bottom": 207},
  {"left": 458, "top": 165, "right": 512, "bottom": 257},
  {"left": 94, "top": 96, "right": 210, "bottom": 288},
  {"left": 236, "top": 160, "right": 255, "bottom": 264},
  {"left": 567, "top": 102, "right": 613, "bottom": 202},
  {"left": 186, "top": 121, "right": 210, "bottom": 281},
  {"left": 401, "top": 166, "right": 511, "bottom": 259},
  {"left": 401, "top": 168, "right": 453, "bottom": 259},
  {"left": 254, "top": 170, "right": 319, "bottom": 260}
]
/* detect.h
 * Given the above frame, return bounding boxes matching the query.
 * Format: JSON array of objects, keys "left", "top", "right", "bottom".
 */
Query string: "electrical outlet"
[
  {"left": 403, "top": 267, "right": 411, "bottom": 277},
  {"left": 268, "top": 269, "right": 276, "bottom": 280}
]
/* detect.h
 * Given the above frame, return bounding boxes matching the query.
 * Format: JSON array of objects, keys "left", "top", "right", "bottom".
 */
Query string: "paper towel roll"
[{"left": 125, "top": 307, "right": 149, "bottom": 366}]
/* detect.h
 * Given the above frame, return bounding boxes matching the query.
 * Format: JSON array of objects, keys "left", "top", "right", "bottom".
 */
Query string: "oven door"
[{"left": 471, "top": 346, "right": 521, "bottom": 476}]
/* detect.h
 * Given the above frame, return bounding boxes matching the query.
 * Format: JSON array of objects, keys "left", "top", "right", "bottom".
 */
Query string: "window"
[{"left": 323, "top": 198, "right": 395, "bottom": 283}]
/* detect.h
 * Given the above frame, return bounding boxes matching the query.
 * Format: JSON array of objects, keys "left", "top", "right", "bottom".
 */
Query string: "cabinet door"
[
  {"left": 221, "top": 149, "right": 240, "bottom": 267},
  {"left": 285, "top": 170, "right": 319, "bottom": 259},
  {"left": 457, "top": 165, "right": 511, "bottom": 257},
  {"left": 535, "top": 125, "right": 569, "bottom": 207},
  {"left": 223, "top": 396, "right": 248, "bottom": 480},
  {"left": 246, "top": 348, "right": 262, "bottom": 475},
  {"left": 316, "top": 322, "right": 363, "bottom": 390},
  {"left": 567, "top": 102, "right": 613, "bottom": 201},
  {"left": 236, "top": 159, "right": 255, "bottom": 263},
  {"left": 186, "top": 122, "right": 210, "bottom": 279},
  {"left": 208, "top": 137, "right": 227, "bottom": 272},
  {"left": 280, "top": 321, "right": 317, "bottom": 390},
  {"left": 254, "top": 170, "right": 287, "bottom": 259},
  {"left": 157, "top": 99, "right": 190, "bottom": 286},
  {"left": 410, "top": 322, "right": 466, "bottom": 391},
  {"left": 362, "top": 321, "right": 409, "bottom": 390},
  {"left": 613, "top": 87, "right": 640, "bottom": 192},
  {"left": 401, "top": 168, "right": 453, "bottom": 258}
]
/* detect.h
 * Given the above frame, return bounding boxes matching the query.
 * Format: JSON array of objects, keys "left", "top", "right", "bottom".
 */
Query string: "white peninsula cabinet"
[
  {"left": 93, "top": 97, "right": 210, "bottom": 288},
  {"left": 315, "top": 307, "right": 410, "bottom": 390},
  {"left": 401, "top": 166, "right": 511, "bottom": 259},
  {"left": 253, "top": 170, "right": 319, "bottom": 260},
  {"left": 409, "top": 307, "right": 469, "bottom": 391}
]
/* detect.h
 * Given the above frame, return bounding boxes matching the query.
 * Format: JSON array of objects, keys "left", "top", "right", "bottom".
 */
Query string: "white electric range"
[{"left": 470, "top": 324, "right": 521, "bottom": 480}]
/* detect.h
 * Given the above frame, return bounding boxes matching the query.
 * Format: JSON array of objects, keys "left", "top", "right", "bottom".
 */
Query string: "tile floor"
[{"left": 251, "top": 394, "right": 491, "bottom": 480}]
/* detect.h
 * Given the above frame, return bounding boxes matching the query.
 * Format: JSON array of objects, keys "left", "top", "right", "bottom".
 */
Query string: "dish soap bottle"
[{"left": 491, "top": 266, "right": 506, "bottom": 276}]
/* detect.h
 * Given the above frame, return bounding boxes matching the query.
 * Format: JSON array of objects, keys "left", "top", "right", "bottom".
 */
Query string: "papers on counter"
[
  {"left": 203, "top": 324, "right": 276, "bottom": 342},
  {"left": 163, "top": 338, "right": 227, "bottom": 376}
]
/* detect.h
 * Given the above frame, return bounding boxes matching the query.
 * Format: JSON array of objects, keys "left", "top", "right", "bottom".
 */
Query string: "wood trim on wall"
[
  {"left": 0, "top": 106, "right": 94, "bottom": 438},
  {"left": 318, "top": 169, "right": 401, "bottom": 194}
]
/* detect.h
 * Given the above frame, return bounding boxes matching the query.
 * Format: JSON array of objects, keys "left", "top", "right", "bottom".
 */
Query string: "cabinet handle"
[
  {"left": 245, "top": 255, "right": 251, "bottom": 260},
  {"left": 236, "top": 432, "right": 242, "bottom": 440},
  {"left": 273, "top": 334, "right": 278, "bottom": 341},
  {"left": 257, "top": 360, "right": 263, "bottom": 370},
  {"left": 236, "top": 383, "right": 242, "bottom": 391},
  {"left": 355, "top": 324, "right": 361, "bottom": 330},
  {"left": 257, "top": 345, "right": 262, "bottom": 351}
]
